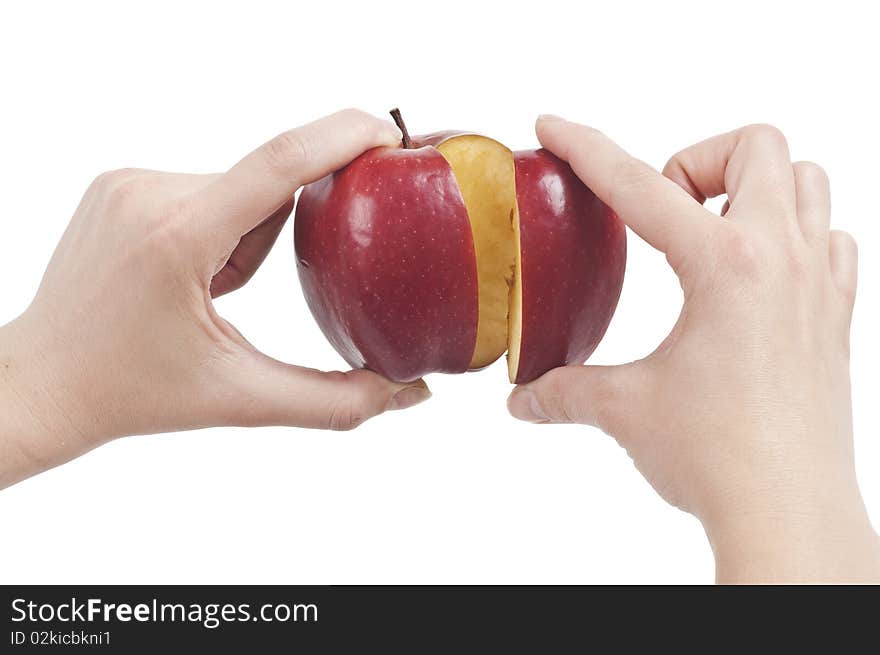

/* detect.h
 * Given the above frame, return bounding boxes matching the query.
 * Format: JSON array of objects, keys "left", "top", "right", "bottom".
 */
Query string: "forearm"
[{"left": 0, "top": 316, "right": 98, "bottom": 489}]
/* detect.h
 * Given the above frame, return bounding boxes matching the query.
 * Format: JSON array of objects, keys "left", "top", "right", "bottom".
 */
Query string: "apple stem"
[{"left": 389, "top": 108, "right": 413, "bottom": 149}]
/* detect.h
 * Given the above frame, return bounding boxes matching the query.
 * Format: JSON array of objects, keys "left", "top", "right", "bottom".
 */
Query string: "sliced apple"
[
  {"left": 437, "top": 136, "right": 517, "bottom": 369},
  {"left": 296, "top": 111, "right": 625, "bottom": 386}
]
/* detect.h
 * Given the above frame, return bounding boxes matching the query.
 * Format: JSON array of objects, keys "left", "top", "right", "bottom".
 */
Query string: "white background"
[{"left": 1, "top": 1, "right": 877, "bottom": 584}]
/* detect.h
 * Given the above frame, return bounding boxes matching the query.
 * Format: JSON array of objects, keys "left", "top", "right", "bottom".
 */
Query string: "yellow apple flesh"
[{"left": 436, "top": 135, "right": 517, "bottom": 370}]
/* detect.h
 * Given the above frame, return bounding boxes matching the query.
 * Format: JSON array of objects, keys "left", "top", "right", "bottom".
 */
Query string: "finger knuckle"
[
  {"left": 265, "top": 129, "right": 313, "bottom": 173},
  {"left": 794, "top": 160, "right": 829, "bottom": 188},
  {"left": 144, "top": 197, "right": 194, "bottom": 258},
  {"left": 831, "top": 229, "right": 857, "bottom": 252},
  {"left": 537, "top": 370, "right": 573, "bottom": 422},
  {"left": 717, "top": 225, "right": 767, "bottom": 278},
  {"left": 101, "top": 167, "right": 139, "bottom": 183},
  {"left": 608, "top": 158, "right": 655, "bottom": 206},
  {"left": 743, "top": 123, "right": 788, "bottom": 150},
  {"left": 89, "top": 168, "right": 138, "bottom": 193},
  {"left": 338, "top": 107, "right": 373, "bottom": 128},
  {"left": 591, "top": 373, "right": 624, "bottom": 430},
  {"left": 88, "top": 171, "right": 115, "bottom": 191},
  {"left": 660, "top": 154, "right": 682, "bottom": 179},
  {"left": 108, "top": 175, "right": 152, "bottom": 206},
  {"left": 326, "top": 371, "right": 374, "bottom": 431},
  {"left": 541, "top": 367, "right": 624, "bottom": 429},
  {"left": 328, "top": 401, "right": 367, "bottom": 431},
  {"left": 340, "top": 108, "right": 384, "bottom": 144},
  {"left": 540, "top": 367, "right": 571, "bottom": 397},
  {"left": 328, "top": 407, "right": 359, "bottom": 431},
  {"left": 573, "top": 124, "right": 603, "bottom": 140}
]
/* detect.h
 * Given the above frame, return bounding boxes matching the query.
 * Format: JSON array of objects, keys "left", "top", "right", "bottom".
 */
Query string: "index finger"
[
  {"left": 196, "top": 109, "right": 402, "bottom": 238},
  {"left": 536, "top": 116, "right": 711, "bottom": 257}
]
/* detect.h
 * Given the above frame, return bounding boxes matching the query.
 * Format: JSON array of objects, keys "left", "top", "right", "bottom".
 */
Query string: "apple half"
[{"left": 294, "top": 117, "right": 626, "bottom": 384}]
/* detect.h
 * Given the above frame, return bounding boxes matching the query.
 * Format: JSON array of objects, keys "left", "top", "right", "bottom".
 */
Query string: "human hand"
[
  {"left": 0, "top": 109, "right": 430, "bottom": 489},
  {"left": 508, "top": 117, "right": 880, "bottom": 582}
]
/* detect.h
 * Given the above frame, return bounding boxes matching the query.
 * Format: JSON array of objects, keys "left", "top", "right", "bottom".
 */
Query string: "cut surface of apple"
[
  {"left": 506, "top": 200, "right": 524, "bottom": 382},
  {"left": 436, "top": 135, "right": 517, "bottom": 370}
]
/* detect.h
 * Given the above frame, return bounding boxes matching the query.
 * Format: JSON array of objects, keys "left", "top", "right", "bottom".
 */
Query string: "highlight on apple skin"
[{"left": 293, "top": 111, "right": 626, "bottom": 385}]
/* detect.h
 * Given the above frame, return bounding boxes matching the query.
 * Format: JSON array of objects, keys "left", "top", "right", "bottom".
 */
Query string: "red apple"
[{"left": 294, "top": 111, "right": 625, "bottom": 384}]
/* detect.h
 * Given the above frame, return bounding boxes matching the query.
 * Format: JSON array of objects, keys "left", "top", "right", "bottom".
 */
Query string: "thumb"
[
  {"left": 224, "top": 353, "right": 431, "bottom": 431},
  {"left": 507, "top": 364, "right": 644, "bottom": 434}
]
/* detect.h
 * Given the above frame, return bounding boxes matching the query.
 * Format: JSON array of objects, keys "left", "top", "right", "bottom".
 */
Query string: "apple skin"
[
  {"left": 294, "top": 141, "right": 478, "bottom": 383},
  {"left": 511, "top": 149, "right": 626, "bottom": 384}
]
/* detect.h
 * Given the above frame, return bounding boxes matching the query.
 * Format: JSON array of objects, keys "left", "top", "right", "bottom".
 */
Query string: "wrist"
[
  {"left": 705, "top": 482, "right": 880, "bottom": 583},
  {"left": 0, "top": 312, "right": 105, "bottom": 488}
]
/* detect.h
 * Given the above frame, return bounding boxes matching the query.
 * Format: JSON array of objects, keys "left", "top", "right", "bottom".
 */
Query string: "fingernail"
[
  {"left": 507, "top": 389, "right": 549, "bottom": 423},
  {"left": 537, "top": 114, "right": 565, "bottom": 123},
  {"left": 387, "top": 383, "right": 431, "bottom": 411}
]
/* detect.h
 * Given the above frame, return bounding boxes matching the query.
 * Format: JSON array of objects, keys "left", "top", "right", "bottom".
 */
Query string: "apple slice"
[
  {"left": 436, "top": 135, "right": 517, "bottom": 369},
  {"left": 507, "top": 149, "right": 627, "bottom": 384}
]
